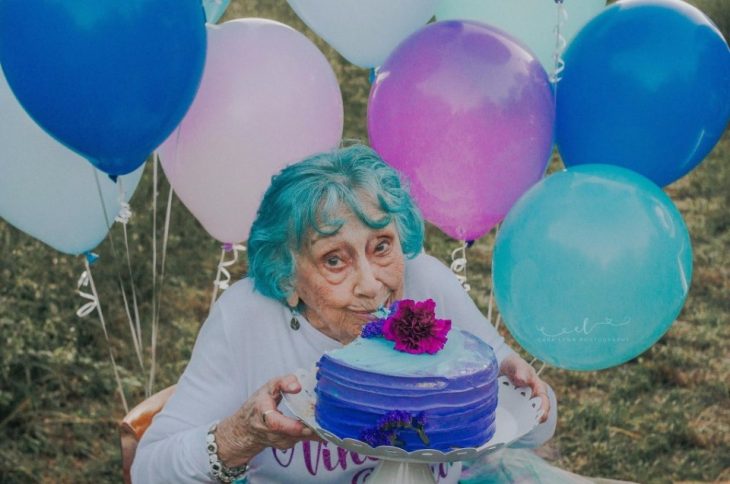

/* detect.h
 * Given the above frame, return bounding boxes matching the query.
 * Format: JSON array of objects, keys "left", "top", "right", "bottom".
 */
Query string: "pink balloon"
[
  {"left": 158, "top": 19, "right": 343, "bottom": 243},
  {"left": 368, "top": 21, "right": 554, "bottom": 241}
]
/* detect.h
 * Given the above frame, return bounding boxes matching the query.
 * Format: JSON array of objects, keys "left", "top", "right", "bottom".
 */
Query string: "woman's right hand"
[{"left": 214, "top": 374, "right": 320, "bottom": 467}]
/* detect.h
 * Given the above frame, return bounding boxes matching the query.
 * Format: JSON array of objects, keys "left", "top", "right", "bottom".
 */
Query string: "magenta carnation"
[{"left": 382, "top": 299, "right": 451, "bottom": 354}]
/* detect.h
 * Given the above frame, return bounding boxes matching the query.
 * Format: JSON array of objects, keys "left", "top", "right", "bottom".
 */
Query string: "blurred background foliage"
[{"left": 0, "top": 1, "right": 728, "bottom": 482}]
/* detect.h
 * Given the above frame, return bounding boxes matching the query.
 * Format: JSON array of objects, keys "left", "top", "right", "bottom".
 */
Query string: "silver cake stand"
[{"left": 282, "top": 368, "right": 543, "bottom": 484}]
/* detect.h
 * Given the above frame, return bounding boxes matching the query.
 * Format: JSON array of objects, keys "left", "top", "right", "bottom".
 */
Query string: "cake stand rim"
[{"left": 281, "top": 367, "right": 543, "bottom": 464}]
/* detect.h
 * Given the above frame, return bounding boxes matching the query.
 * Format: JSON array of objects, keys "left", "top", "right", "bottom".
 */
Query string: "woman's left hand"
[{"left": 499, "top": 354, "right": 550, "bottom": 423}]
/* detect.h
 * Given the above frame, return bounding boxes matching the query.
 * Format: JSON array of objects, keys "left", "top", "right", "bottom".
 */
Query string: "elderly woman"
[{"left": 132, "top": 145, "right": 557, "bottom": 483}]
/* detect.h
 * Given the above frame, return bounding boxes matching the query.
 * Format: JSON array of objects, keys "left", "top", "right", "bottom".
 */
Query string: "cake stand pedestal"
[
  {"left": 368, "top": 460, "right": 436, "bottom": 484},
  {"left": 283, "top": 369, "right": 544, "bottom": 484}
]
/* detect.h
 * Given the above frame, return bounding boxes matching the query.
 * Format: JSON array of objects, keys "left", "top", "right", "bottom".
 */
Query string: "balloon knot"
[
  {"left": 84, "top": 252, "right": 99, "bottom": 265},
  {"left": 368, "top": 67, "right": 380, "bottom": 84},
  {"left": 115, "top": 202, "right": 133, "bottom": 224}
]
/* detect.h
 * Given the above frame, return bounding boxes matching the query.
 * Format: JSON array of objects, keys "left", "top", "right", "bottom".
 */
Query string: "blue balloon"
[
  {"left": 492, "top": 165, "right": 692, "bottom": 371},
  {"left": 0, "top": 69, "right": 144, "bottom": 255},
  {"left": 556, "top": 0, "right": 730, "bottom": 187},
  {"left": 203, "top": 0, "right": 230, "bottom": 24},
  {"left": 0, "top": 0, "right": 206, "bottom": 176}
]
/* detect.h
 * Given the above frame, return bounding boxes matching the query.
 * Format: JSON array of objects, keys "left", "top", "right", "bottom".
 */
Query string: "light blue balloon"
[
  {"left": 0, "top": 69, "right": 143, "bottom": 255},
  {"left": 435, "top": 0, "right": 606, "bottom": 74},
  {"left": 287, "top": 0, "right": 439, "bottom": 68},
  {"left": 203, "top": 0, "right": 229, "bottom": 24},
  {"left": 492, "top": 165, "right": 692, "bottom": 371}
]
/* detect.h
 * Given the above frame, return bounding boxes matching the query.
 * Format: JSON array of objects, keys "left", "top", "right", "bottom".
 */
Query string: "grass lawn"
[{"left": 0, "top": 1, "right": 727, "bottom": 482}]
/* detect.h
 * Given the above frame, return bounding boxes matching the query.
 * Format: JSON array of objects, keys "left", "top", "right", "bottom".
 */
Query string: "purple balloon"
[{"left": 368, "top": 21, "right": 554, "bottom": 241}]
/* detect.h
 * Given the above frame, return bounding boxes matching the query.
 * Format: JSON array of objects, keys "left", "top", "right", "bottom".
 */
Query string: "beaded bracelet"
[{"left": 206, "top": 422, "right": 249, "bottom": 483}]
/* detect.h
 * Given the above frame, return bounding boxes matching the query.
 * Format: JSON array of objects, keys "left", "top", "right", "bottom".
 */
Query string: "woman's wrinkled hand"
[
  {"left": 214, "top": 374, "right": 322, "bottom": 467},
  {"left": 500, "top": 354, "right": 550, "bottom": 423}
]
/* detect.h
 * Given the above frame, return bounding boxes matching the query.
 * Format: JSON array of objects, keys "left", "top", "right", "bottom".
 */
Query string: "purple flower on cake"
[
  {"left": 359, "top": 409, "right": 430, "bottom": 448},
  {"left": 360, "top": 302, "right": 398, "bottom": 339},
  {"left": 382, "top": 299, "right": 451, "bottom": 354},
  {"left": 412, "top": 412, "right": 427, "bottom": 429},
  {"left": 359, "top": 427, "right": 391, "bottom": 447},
  {"left": 360, "top": 319, "right": 384, "bottom": 339},
  {"left": 377, "top": 410, "right": 413, "bottom": 429}
]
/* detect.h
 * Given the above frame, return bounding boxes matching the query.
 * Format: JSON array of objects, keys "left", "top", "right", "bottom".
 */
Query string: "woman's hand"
[
  {"left": 500, "top": 354, "right": 550, "bottom": 423},
  {"left": 214, "top": 374, "right": 321, "bottom": 467}
]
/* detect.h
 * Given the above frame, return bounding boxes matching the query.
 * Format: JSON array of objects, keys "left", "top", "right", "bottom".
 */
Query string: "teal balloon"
[
  {"left": 492, "top": 165, "right": 692, "bottom": 371},
  {"left": 556, "top": 0, "right": 730, "bottom": 186},
  {"left": 435, "top": 0, "right": 606, "bottom": 74},
  {"left": 0, "top": 69, "right": 143, "bottom": 255},
  {"left": 203, "top": 0, "right": 229, "bottom": 23}
]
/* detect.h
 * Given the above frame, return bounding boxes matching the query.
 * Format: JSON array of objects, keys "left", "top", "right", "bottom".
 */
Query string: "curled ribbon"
[
  {"left": 550, "top": 1, "right": 568, "bottom": 84},
  {"left": 76, "top": 270, "right": 99, "bottom": 317},
  {"left": 115, "top": 201, "right": 132, "bottom": 224},
  {"left": 450, "top": 242, "right": 471, "bottom": 292},
  {"left": 214, "top": 243, "right": 246, "bottom": 290}
]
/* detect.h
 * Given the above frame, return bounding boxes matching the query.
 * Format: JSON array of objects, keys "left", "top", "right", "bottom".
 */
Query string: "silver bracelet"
[{"left": 206, "top": 422, "right": 249, "bottom": 483}]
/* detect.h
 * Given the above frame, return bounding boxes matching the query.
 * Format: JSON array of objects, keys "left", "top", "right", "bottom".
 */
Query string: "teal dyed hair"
[{"left": 247, "top": 144, "right": 424, "bottom": 304}]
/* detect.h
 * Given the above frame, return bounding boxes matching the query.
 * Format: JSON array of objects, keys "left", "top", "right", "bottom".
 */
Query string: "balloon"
[
  {"left": 435, "top": 0, "right": 606, "bottom": 74},
  {"left": 0, "top": 0, "right": 206, "bottom": 176},
  {"left": 287, "top": 0, "right": 439, "bottom": 68},
  {"left": 556, "top": 0, "right": 730, "bottom": 187},
  {"left": 203, "top": 0, "right": 230, "bottom": 24},
  {"left": 0, "top": 70, "right": 143, "bottom": 256},
  {"left": 492, "top": 165, "right": 692, "bottom": 371},
  {"left": 158, "top": 19, "right": 343, "bottom": 244},
  {"left": 368, "top": 21, "right": 555, "bottom": 241}
]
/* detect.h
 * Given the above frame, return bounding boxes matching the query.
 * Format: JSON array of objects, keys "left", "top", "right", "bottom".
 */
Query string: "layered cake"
[{"left": 314, "top": 299, "right": 499, "bottom": 451}]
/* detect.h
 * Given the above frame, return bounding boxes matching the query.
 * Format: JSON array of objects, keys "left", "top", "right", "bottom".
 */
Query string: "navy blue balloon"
[
  {"left": 0, "top": 0, "right": 206, "bottom": 176},
  {"left": 556, "top": 0, "right": 730, "bottom": 186}
]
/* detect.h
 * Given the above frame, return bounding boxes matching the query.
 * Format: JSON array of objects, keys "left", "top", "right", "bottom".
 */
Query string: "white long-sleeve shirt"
[{"left": 132, "top": 253, "right": 557, "bottom": 483}]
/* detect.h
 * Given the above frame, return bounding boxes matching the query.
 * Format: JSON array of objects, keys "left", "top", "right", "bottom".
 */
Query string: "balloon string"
[
  {"left": 486, "top": 224, "right": 501, "bottom": 326},
  {"left": 93, "top": 169, "right": 145, "bottom": 374},
  {"left": 149, "top": 175, "right": 174, "bottom": 395},
  {"left": 147, "top": 154, "right": 159, "bottom": 395},
  {"left": 208, "top": 244, "right": 246, "bottom": 314},
  {"left": 217, "top": 243, "right": 246, "bottom": 290},
  {"left": 536, "top": 361, "right": 547, "bottom": 376},
  {"left": 118, "top": 275, "right": 145, "bottom": 373},
  {"left": 76, "top": 261, "right": 99, "bottom": 318},
  {"left": 117, "top": 180, "right": 145, "bottom": 378},
  {"left": 550, "top": 0, "right": 568, "bottom": 84},
  {"left": 77, "top": 257, "right": 129, "bottom": 413},
  {"left": 450, "top": 241, "right": 471, "bottom": 292},
  {"left": 146, "top": 154, "right": 159, "bottom": 397},
  {"left": 494, "top": 312, "right": 502, "bottom": 331}
]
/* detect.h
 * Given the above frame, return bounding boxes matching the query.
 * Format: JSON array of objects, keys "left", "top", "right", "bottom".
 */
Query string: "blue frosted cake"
[{"left": 314, "top": 299, "right": 499, "bottom": 451}]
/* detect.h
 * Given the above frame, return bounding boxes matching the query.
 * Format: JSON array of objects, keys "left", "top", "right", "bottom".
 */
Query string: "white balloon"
[
  {"left": 435, "top": 0, "right": 607, "bottom": 74},
  {"left": 288, "top": 0, "right": 440, "bottom": 68}
]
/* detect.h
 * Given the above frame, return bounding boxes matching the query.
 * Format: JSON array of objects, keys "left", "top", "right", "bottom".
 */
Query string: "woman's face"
[{"left": 292, "top": 205, "right": 405, "bottom": 344}]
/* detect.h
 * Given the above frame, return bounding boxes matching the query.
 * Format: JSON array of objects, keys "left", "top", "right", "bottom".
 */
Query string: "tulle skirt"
[{"left": 459, "top": 449, "right": 636, "bottom": 484}]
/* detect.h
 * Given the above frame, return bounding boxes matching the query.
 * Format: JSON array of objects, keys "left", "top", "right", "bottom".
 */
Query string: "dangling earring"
[
  {"left": 289, "top": 307, "right": 300, "bottom": 331},
  {"left": 286, "top": 291, "right": 300, "bottom": 331}
]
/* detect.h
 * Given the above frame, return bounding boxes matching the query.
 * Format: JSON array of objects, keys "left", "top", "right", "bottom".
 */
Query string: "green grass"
[{"left": 1, "top": 1, "right": 728, "bottom": 482}]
